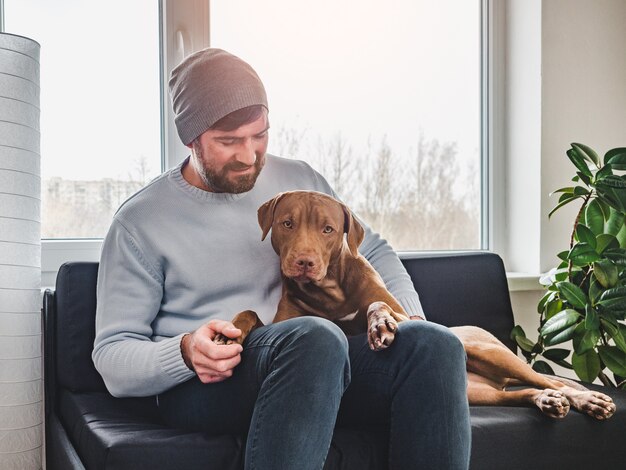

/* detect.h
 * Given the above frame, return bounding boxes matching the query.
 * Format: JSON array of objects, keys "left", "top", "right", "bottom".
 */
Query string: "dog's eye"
[
  {"left": 283, "top": 220, "right": 293, "bottom": 229},
  {"left": 323, "top": 225, "right": 334, "bottom": 234}
]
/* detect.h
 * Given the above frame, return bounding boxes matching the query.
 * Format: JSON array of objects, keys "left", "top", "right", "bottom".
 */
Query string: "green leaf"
[
  {"left": 598, "top": 346, "right": 626, "bottom": 376},
  {"left": 577, "top": 171, "right": 593, "bottom": 186},
  {"left": 542, "top": 348, "right": 570, "bottom": 361},
  {"left": 596, "top": 176, "right": 626, "bottom": 213},
  {"left": 556, "top": 282, "right": 588, "bottom": 308},
  {"left": 604, "top": 147, "right": 626, "bottom": 169},
  {"left": 540, "top": 309, "right": 581, "bottom": 336},
  {"left": 596, "top": 234, "right": 620, "bottom": 254},
  {"left": 597, "top": 175, "right": 626, "bottom": 188},
  {"left": 567, "top": 148, "right": 593, "bottom": 177},
  {"left": 544, "top": 323, "right": 579, "bottom": 346},
  {"left": 546, "top": 299, "right": 564, "bottom": 320},
  {"left": 510, "top": 325, "right": 526, "bottom": 340},
  {"left": 549, "top": 194, "right": 581, "bottom": 218},
  {"left": 596, "top": 164, "right": 614, "bottom": 181},
  {"left": 593, "top": 259, "right": 619, "bottom": 288},
  {"left": 586, "top": 200, "right": 607, "bottom": 234},
  {"left": 605, "top": 209, "right": 625, "bottom": 236},
  {"left": 551, "top": 187, "right": 575, "bottom": 196},
  {"left": 572, "top": 350, "right": 601, "bottom": 382},
  {"left": 585, "top": 304, "right": 600, "bottom": 329},
  {"left": 554, "top": 359, "right": 574, "bottom": 370},
  {"left": 597, "top": 287, "right": 626, "bottom": 312},
  {"left": 557, "top": 250, "right": 569, "bottom": 261},
  {"left": 600, "top": 318, "right": 626, "bottom": 353},
  {"left": 537, "top": 291, "right": 556, "bottom": 313},
  {"left": 532, "top": 360, "right": 555, "bottom": 375},
  {"left": 568, "top": 243, "right": 600, "bottom": 266},
  {"left": 515, "top": 335, "right": 536, "bottom": 353},
  {"left": 575, "top": 329, "right": 600, "bottom": 355},
  {"left": 589, "top": 278, "right": 604, "bottom": 305},
  {"left": 599, "top": 286, "right": 626, "bottom": 301},
  {"left": 571, "top": 143, "right": 600, "bottom": 168},
  {"left": 617, "top": 221, "right": 626, "bottom": 249},
  {"left": 575, "top": 224, "right": 597, "bottom": 248},
  {"left": 574, "top": 186, "right": 590, "bottom": 196}
]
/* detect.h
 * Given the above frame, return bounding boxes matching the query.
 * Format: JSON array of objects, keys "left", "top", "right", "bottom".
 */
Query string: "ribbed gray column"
[{"left": 0, "top": 33, "right": 42, "bottom": 470}]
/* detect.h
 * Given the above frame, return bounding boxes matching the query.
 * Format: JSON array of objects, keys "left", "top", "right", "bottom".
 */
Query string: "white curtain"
[{"left": 0, "top": 33, "right": 42, "bottom": 469}]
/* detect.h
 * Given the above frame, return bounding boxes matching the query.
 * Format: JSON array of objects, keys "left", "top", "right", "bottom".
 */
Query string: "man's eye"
[
  {"left": 323, "top": 226, "right": 334, "bottom": 233},
  {"left": 283, "top": 220, "right": 293, "bottom": 228}
]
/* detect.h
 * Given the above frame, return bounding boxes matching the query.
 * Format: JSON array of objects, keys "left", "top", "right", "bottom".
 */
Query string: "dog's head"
[{"left": 258, "top": 191, "right": 365, "bottom": 283}]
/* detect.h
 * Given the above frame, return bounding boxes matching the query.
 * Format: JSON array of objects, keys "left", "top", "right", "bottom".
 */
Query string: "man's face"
[{"left": 188, "top": 111, "right": 269, "bottom": 193}]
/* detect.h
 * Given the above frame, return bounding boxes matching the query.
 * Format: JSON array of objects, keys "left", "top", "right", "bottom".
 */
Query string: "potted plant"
[{"left": 512, "top": 143, "right": 626, "bottom": 389}]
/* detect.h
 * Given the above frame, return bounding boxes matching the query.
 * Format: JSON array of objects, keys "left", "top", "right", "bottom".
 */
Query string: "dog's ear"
[
  {"left": 258, "top": 192, "right": 286, "bottom": 241},
  {"left": 342, "top": 204, "right": 365, "bottom": 257}
]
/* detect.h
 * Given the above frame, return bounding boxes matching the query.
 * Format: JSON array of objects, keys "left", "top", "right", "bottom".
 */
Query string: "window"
[
  {"left": 210, "top": 0, "right": 483, "bottom": 250},
  {"left": 2, "top": 0, "right": 486, "bottom": 283},
  {"left": 4, "top": 0, "right": 162, "bottom": 239}
]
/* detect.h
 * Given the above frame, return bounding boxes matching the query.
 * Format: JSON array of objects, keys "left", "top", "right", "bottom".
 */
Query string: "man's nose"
[{"left": 235, "top": 138, "right": 257, "bottom": 165}]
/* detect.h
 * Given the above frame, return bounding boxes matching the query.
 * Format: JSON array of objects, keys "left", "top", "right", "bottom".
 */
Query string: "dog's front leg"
[
  {"left": 367, "top": 301, "right": 406, "bottom": 351},
  {"left": 214, "top": 310, "right": 264, "bottom": 345}
]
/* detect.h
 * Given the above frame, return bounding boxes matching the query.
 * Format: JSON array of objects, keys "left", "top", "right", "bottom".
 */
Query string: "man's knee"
[
  {"left": 395, "top": 321, "right": 466, "bottom": 369},
  {"left": 284, "top": 316, "right": 350, "bottom": 356},
  {"left": 276, "top": 316, "right": 351, "bottom": 390}
]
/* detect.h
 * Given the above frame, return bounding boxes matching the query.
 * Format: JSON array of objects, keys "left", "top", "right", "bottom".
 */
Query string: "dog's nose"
[{"left": 295, "top": 257, "right": 316, "bottom": 269}]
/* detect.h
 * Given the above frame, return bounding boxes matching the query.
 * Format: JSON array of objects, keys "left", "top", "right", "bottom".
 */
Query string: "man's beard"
[{"left": 192, "top": 143, "right": 266, "bottom": 193}]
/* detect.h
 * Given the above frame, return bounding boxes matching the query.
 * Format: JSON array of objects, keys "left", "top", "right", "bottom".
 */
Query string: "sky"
[{"left": 4, "top": 0, "right": 480, "bottom": 182}]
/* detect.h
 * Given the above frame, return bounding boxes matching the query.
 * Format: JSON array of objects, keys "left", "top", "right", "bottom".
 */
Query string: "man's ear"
[
  {"left": 342, "top": 204, "right": 365, "bottom": 257},
  {"left": 258, "top": 192, "right": 287, "bottom": 240}
]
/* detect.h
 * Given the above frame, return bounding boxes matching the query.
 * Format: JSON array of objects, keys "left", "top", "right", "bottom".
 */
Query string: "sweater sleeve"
[
  {"left": 92, "top": 219, "right": 195, "bottom": 398},
  {"left": 306, "top": 163, "right": 426, "bottom": 319}
]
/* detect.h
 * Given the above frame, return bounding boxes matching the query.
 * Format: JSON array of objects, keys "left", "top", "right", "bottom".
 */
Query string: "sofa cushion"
[
  {"left": 55, "top": 262, "right": 106, "bottom": 393},
  {"left": 59, "top": 382, "right": 626, "bottom": 470},
  {"left": 58, "top": 390, "right": 389, "bottom": 470},
  {"left": 469, "top": 382, "right": 626, "bottom": 469},
  {"left": 401, "top": 252, "right": 517, "bottom": 351}
]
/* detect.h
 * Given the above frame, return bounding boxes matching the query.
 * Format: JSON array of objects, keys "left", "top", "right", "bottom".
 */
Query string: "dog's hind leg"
[
  {"left": 453, "top": 326, "right": 616, "bottom": 419},
  {"left": 451, "top": 326, "right": 563, "bottom": 389},
  {"left": 467, "top": 372, "right": 570, "bottom": 418}
]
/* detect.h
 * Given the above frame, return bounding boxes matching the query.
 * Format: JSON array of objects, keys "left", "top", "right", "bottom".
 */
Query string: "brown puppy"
[{"left": 217, "top": 191, "right": 615, "bottom": 420}]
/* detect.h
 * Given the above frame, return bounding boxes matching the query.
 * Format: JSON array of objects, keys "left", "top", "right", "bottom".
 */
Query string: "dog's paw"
[
  {"left": 213, "top": 333, "right": 240, "bottom": 346},
  {"left": 212, "top": 310, "right": 263, "bottom": 346},
  {"left": 534, "top": 389, "right": 570, "bottom": 419},
  {"left": 367, "top": 302, "right": 398, "bottom": 351}
]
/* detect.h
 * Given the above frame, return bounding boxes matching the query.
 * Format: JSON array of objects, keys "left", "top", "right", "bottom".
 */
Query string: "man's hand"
[{"left": 180, "top": 320, "right": 243, "bottom": 384}]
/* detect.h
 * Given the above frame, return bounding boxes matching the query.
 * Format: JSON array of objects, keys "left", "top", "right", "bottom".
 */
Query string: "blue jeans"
[{"left": 157, "top": 317, "right": 470, "bottom": 469}]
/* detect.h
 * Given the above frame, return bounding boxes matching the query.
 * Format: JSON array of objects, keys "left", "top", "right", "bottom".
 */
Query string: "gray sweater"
[{"left": 92, "top": 155, "right": 425, "bottom": 397}]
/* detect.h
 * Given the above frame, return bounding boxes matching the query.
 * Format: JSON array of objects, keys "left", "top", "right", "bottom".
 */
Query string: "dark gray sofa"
[{"left": 43, "top": 252, "right": 626, "bottom": 469}]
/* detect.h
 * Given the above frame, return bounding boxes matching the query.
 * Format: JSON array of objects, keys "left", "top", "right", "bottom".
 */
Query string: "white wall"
[{"left": 505, "top": 0, "right": 626, "bottom": 377}]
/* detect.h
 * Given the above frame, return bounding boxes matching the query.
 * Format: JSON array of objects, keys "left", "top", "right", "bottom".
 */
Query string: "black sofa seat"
[{"left": 44, "top": 252, "right": 626, "bottom": 469}]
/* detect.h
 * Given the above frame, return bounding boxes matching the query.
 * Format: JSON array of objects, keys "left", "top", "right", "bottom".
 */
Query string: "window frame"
[{"left": 1, "top": 0, "right": 495, "bottom": 285}]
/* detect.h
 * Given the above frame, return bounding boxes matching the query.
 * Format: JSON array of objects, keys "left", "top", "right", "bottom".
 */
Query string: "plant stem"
[
  {"left": 598, "top": 370, "right": 616, "bottom": 388},
  {"left": 569, "top": 193, "right": 593, "bottom": 278}
]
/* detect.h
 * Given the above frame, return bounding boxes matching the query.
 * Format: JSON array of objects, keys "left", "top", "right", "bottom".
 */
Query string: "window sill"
[{"left": 506, "top": 272, "right": 542, "bottom": 292}]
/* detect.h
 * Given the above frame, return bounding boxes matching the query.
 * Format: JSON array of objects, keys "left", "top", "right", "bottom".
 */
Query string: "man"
[{"left": 93, "top": 48, "right": 470, "bottom": 469}]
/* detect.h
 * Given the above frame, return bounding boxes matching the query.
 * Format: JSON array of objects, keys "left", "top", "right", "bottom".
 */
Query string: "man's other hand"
[{"left": 180, "top": 320, "right": 243, "bottom": 383}]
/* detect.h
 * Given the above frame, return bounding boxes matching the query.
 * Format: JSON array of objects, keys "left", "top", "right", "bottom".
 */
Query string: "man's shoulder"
[
  {"left": 265, "top": 153, "right": 315, "bottom": 172},
  {"left": 113, "top": 169, "right": 175, "bottom": 219},
  {"left": 263, "top": 154, "right": 325, "bottom": 188}
]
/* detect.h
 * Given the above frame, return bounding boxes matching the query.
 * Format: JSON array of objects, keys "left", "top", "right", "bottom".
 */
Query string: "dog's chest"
[{"left": 292, "top": 280, "right": 357, "bottom": 320}]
